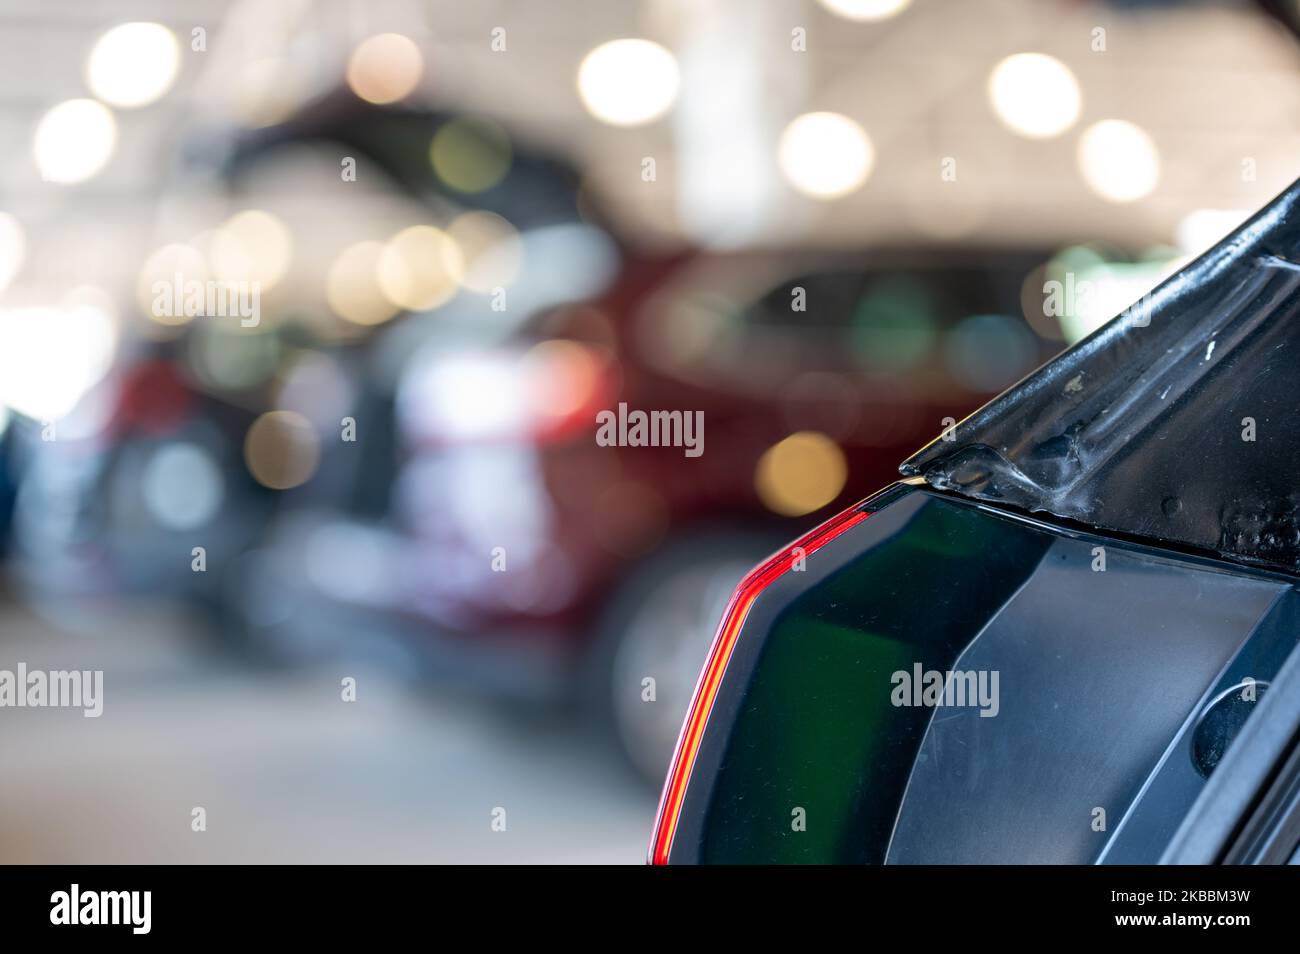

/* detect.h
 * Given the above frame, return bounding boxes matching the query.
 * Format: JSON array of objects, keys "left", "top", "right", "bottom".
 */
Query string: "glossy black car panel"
[{"left": 663, "top": 484, "right": 1299, "bottom": 864}]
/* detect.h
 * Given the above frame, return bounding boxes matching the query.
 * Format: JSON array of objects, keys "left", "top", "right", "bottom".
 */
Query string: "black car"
[{"left": 652, "top": 175, "right": 1300, "bottom": 865}]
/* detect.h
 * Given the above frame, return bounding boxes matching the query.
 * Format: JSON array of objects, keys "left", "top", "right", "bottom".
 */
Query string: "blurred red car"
[{"left": 241, "top": 241, "right": 1058, "bottom": 781}]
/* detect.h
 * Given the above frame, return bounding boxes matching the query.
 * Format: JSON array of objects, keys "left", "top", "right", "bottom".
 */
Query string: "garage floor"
[{"left": 0, "top": 598, "right": 655, "bottom": 864}]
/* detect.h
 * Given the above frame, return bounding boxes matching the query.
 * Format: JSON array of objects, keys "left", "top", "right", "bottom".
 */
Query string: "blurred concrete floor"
[{"left": 0, "top": 596, "right": 655, "bottom": 863}]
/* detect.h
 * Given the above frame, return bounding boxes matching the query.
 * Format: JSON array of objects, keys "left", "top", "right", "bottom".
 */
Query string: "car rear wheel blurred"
[{"left": 591, "top": 531, "right": 777, "bottom": 787}]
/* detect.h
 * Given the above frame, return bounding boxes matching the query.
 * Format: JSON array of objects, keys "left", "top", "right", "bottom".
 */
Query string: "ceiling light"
[
  {"left": 86, "top": 22, "right": 180, "bottom": 108},
  {"left": 778, "top": 112, "right": 874, "bottom": 199},
  {"left": 1077, "top": 119, "right": 1160, "bottom": 203},
  {"left": 577, "top": 39, "right": 680, "bottom": 127},
  {"left": 33, "top": 99, "right": 117, "bottom": 184},
  {"left": 817, "top": 0, "right": 912, "bottom": 21},
  {"left": 988, "top": 53, "right": 1081, "bottom": 139}
]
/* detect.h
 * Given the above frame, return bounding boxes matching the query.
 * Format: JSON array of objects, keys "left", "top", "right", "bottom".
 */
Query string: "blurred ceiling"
[{"left": 2, "top": 0, "right": 1300, "bottom": 302}]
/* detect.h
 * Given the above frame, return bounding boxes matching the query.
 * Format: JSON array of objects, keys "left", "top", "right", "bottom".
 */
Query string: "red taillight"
[{"left": 648, "top": 501, "right": 872, "bottom": 864}]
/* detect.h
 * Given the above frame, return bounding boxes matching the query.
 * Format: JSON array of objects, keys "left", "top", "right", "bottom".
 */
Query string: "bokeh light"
[
  {"left": 188, "top": 322, "right": 281, "bottom": 391},
  {"left": 327, "top": 241, "right": 398, "bottom": 326},
  {"left": 447, "top": 211, "right": 522, "bottom": 293},
  {"left": 408, "top": 351, "right": 530, "bottom": 441},
  {"left": 244, "top": 410, "right": 321, "bottom": 490},
  {"left": 987, "top": 53, "right": 1081, "bottom": 139},
  {"left": 142, "top": 443, "right": 224, "bottom": 530},
  {"left": 817, "top": 0, "right": 912, "bottom": 21},
  {"left": 137, "top": 243, "right": 210, "bottom": 325},
  {"left": 210, "top": 209, "right": 293, "bottom": 289},
  {"left": 346, "top": 33, "right": 424, "bottom": 105},
  {"left": 778, "top": 112, "right": 874, "bottom": 199},
  {"left": 86, "top": 22, "right": 180, "bottom": 108},
  {"left": 1077, "top": 119, "right": 1160, "bottom": 203},
  {"left": 853, "top": 278, "right": 937, "bottom": 370},
  {"left": 754, "top": 431, "right": 848, "bottom": 517},
  {"left": 520, "top": 339, "right": 603, "bottom": 420},
  {"left": 429, "top": 118, "right": 512, "bottom": 193},
  {"left": 33, "top": 99, "right": 117, "bottom": 184},
  {"left": 577, "top": 39, "right": 680, "bottom": 127},
  {"left": 376, "top": 225, "right": 463, "bottom": 311}
]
